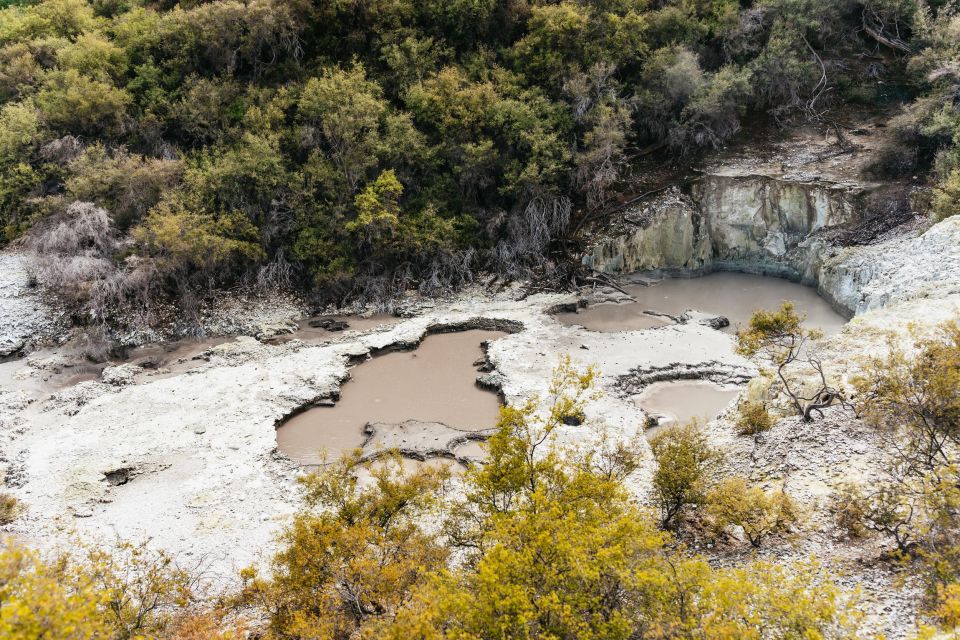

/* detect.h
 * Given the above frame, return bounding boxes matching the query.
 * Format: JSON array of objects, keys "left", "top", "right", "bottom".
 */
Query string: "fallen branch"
[{"left": 862, "top": 17, "right": 912, "bottom": 55}]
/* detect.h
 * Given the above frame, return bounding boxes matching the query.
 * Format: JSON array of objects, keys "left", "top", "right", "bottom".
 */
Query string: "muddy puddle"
[
  {"left": 0, "top": 336, "right": 235, "bottom": 395},
  {"left": 556, "top": 304, "right": 672, "bottom": 332},
  {"left": 558, "top": 272, "right": 847, "bottom": 335},
  {"left": 276, "top": 330, "right": 505, "bottom": 466},
  {"left": 635, "top": 380, "right": 741, "bottom": 435}
]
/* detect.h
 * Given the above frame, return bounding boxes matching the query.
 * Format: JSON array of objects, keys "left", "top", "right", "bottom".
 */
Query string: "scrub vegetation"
[
  {"left": 4, "top": 344, "right": 960, "bottom": 636},
  {"left": 0, "top": 360, "right": 866, "bottom": 639},
  {"left": 0, "top": 0, "right": 953, "bottom": 328}
]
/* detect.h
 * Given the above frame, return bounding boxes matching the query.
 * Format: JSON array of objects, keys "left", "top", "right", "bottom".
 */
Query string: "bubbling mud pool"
[
  {"left": 557, "top": 272, "right": 848, "bottom": 335},
  {"left": 276, "top": 330, "right": 505, "bottom": 466},
  {"left": 276, "top": 275, "right": 851, "bottom": 466}
]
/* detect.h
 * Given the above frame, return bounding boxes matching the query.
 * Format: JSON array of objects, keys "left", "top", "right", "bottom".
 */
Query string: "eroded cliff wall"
[{"left": 583, "top": 164, "right": 940, "bottom": 316}]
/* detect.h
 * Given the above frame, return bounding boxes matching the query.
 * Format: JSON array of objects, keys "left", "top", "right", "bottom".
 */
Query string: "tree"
[
  {"left": 0, "top": 101, "right": 38, "bottom": 164},
  {"left": 853, "top": 320, "right": 960, "bottom": 474},
  {"left": 57, "top": 31, "right": 128, "bottom": 82},
  {"left": 649, "top": 422, "right": 721, "bottom": 529},
  {"left": 736, "top": 302, "right": 841, "bottom": 421},
  {"left": 34, "top": 69, "right": 131, "bottom": 137},
  {"left": 346, "top": 169, "right": 403, "bottom": 248},
  {"left": 132, "top": 198, "right": 264, "bottom": 298},
  {"left": 65, "top": 144, "right": 183, "bottom": 230},
  {"left": 382, "top": 359, "right": 859, "bottom": 639},
  {"left": 0, "top": 543, "right": 112, "bottom": 640},
  {"left": 297, "top": 65, "right": 391, "bottom": 204},
  {"left": 933, "top": 168, "right": 960, "bottom": 221},
  {"left": 0, "top": 538, "right": 209, "bottom": 640},
  {"left": 83, "top": 540, "right": 201, "bottom": 639},
  {"left": 239, "top": 451, "right": 449, "bottom": 638}
]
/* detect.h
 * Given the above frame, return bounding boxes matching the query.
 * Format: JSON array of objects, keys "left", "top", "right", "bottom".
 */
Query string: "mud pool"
[
  {"left": 558, "top": 272, "right": 848, "bottom": 335},
  {"left": 276, "top": 330, "right": 505, "bottom": 465},
  {"left": 635, "top": 380, "right": 741, "bottom": 432}
]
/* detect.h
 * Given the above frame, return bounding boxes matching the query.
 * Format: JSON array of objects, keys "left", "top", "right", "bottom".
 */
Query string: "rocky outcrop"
[
  {"left": 816, "top": 216, "right": 960, "bottom": 314},
  {"left": 584, "top": 160, "right": 960, "bottom": 319},
  {"left": 586, "top": 171, "right": 872, "bottom": 286},
  {"left": 585, "top": 189, "right": 711, "bottom": 273}
]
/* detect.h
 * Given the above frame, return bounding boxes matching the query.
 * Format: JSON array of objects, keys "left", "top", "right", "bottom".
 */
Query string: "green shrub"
[
  {"left": 649, "top": 422, "right": 721, "bottom": 529},
  {"left": 736, "top": 401, "right": 774, "bottom": 435},
  {"left": 0, "top": 492, "right": 19, "bottom": 524},
  {"left": 707, "top": 477, "right": 800, "bottom": 548},
  {"left": 933, "top": 168, "right": 960, "bottom": 221}
]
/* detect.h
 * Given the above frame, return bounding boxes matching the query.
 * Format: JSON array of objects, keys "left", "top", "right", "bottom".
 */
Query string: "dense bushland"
[{"left": 0, "top": 0, "right": 949, "bottom": 325}]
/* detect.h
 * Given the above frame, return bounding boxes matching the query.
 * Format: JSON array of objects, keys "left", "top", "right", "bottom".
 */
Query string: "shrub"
[
  {"left": 707, "top": 476, "right": 800, "bottom": 548},
  {"left": 735, "top": 401, "right": 774, "bottom": 435},
  {"left": 649, "top": 422, "right": 722, "bottom": 529},
  {"left": 34, "top": 69, "right": 131, "bottom": 137},
  {"left": 28, "top": 201, "right": 120, "bottom": 306},
  {"left": 239, "top": 450, "right": 450, "bottom": 637},
  {"left": 0, "top": 492, "right": 18, "bottom": 524},
  {"left": 133, "top": 200, "right": 264, "bottom": 277},
  {"left": 853, "top": 320, "right": 960, "bottom": 474},
  {"left": 829, "top": 484, "right": 871, "bottom": 540},
  {"left": 829, "top": 482, "right": 915, "bottom": 550},
  {"left": 65, "top": 145, "right": 183, "bottom": 230},
  {"left": 933, "top": 168, "right": 960, "bottom": 221},
  {"left": 0, "top": 538, "right": 202, "bottom": 639}
]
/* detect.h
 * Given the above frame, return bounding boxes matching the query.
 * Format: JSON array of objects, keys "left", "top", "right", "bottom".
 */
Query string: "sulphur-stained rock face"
[
  {"left": 586, "top": 170, "right": 875, "bottom": 285},
  {"left": 693, "top": 173, "right": 865, "bottom": 269},
  {"left": 585, "top": 189, "right": 710, "bottom": 273}
]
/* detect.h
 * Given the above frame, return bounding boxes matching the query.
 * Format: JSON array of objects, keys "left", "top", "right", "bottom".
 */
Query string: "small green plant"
[
  {"left": 707, "top": 477, "right": 800, "bottom": 548},
  {"left": 0, "top": 493, "right": 19, "bottom": 525},
  {"left": 735, "top": 401, "right": 774, "bottom": 435}
]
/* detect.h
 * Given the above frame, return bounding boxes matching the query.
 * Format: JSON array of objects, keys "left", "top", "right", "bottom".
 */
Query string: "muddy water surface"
[
  {"left": 276, "top": 330, "right": 505, "bottom": 466},
  {"left": 634, "top": 380, "right": 741, "bottom": 429},
  {"left": 556, "top": 304, "right": 671, "bottom": 332},
  {"left": 559, "top": 272, "right": 847, "bottom": 335}
]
